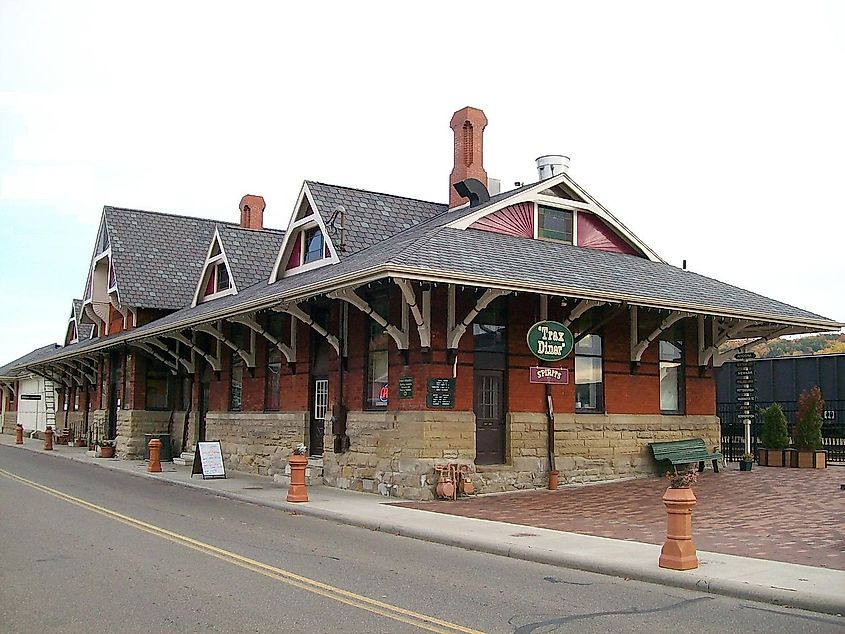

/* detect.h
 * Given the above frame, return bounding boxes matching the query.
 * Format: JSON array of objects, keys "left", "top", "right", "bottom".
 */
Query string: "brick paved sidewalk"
[{"left": 399, "top": 464, "right": 845, "bottom": 570}]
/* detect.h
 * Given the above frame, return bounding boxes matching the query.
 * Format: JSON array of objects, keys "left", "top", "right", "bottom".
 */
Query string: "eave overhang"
[{"left": 16, "top": 262, "right": 842, "bottom": 371}]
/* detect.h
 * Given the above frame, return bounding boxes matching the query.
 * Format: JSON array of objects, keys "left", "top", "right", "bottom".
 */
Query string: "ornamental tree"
[
  {"left": 794, "top": 387, "right": 824, "bottom": 451},
  {"left": 760, "top": 403, "right": 790, "bottom": 449}
]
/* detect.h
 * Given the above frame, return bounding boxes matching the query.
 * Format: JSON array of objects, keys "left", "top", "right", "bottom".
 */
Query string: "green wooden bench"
[{"left": 650, "top": 438, "right": 722, "bottom": 473}]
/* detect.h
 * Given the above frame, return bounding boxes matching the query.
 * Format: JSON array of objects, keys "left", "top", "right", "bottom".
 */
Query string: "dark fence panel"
[{"left": 718, "top": 400, "right": 845, "bottom": 462}]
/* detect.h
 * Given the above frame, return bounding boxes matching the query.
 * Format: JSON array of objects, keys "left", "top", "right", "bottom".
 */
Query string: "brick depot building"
[{"left": 1, "top": 107, "right": 840, "bottom": 499}]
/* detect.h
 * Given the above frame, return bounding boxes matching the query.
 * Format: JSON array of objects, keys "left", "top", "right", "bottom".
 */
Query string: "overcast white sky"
[{"left": 1, "top": 1, "right": 843, "bottom": 364}]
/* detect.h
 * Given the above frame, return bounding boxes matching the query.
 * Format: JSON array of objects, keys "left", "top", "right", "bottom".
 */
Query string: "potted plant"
[
  {"left": 758, "top": 403, "right": 791, "bottom": 467},
  {"left": 659, "top": 469, "right": 699, "bottom": 570},
  {"left": 793, "top": 387, "right": 827, "bottom": 468},
  {"left": 98, "top": 439, "right": 116, "bottom": 459},
  {"left": 739, "top": 452, "right": 754, "bottom": 471}
]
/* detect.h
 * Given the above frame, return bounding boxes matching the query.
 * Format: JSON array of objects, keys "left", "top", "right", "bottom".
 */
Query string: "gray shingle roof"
[
  {"left": 0, "top": 344, "right": 62, "bottom": 378},
  {"left": 104, "top": 206, "right": 234, "bottom": 310},
  {"left": 22, "top": 180, "right": 840, "bottom": 368},
  {"left": 306, "top": 181, "right": 446, "bottom": 257},
  {"left": 216, "top": 224, "right": 285, "bottom": 291},
  {"left": 387, "top": 227, "right": 835, "bottom": 324}
]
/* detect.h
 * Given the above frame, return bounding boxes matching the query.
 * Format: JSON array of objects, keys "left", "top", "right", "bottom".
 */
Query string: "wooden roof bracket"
[
  {"left": 630, "top": 307, "right": 690, "bottom": 373},
  {"left": 131, "top": 342, "right": 179, "bottom": 375},
  {"left": 711, "top": 324, "right": 797, "bottom": 367},
  {"left": 275, "top": 303, "right": 340, "bottom": 356},
  {"left": 146, "top": 337, "right": 196, "bottom": 374},
  {"left": 164, "top": 332, "right": 221, "bottom": 372},
  {"left": 395, "top": 278, "right": 432, "bottom": 351},
  {"left": 57, "top": 359, "right": 95, "bottom": 385},
  {"left": 46, "top": 364, "right": 80, "bottom": 387},
  {"left": 1, "top": 381, "right": 17, "bottom": 398},
  {"left": 447, "top": 285, "right": 509, "bottom": 350},
  {"left": 227, "top": 313, "right": 296, "bottom": 364},
  {"left": 573, "top": 303, "right": 626, "bottom": 345},
  {"left": 563, "top": 299, "right": 604, "bottom": 328},
  {"left": 195, "top": 322, "right": 255, "bottom": 368},
  {"left": 328, "top": 287, "right": 408, "bottom": 350}
]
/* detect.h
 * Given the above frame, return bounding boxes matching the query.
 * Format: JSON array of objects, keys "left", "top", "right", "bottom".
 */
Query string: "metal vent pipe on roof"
[{"left": 536, "top": 155, "right": 570, "bottom": 180}]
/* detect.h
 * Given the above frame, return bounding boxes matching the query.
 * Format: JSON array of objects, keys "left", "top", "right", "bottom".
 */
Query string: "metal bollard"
[
  {"left": 43, "top": 426, "right": 54, "bottom": 451},
  {"left": 147, "top": 438, "right": 162, "bottom": 473},
  {"left": 15, "top": 423, "right": 23, "bottom": 444},
  {"left": 286, "top": 453, "right": 309, "bottom": 502}
]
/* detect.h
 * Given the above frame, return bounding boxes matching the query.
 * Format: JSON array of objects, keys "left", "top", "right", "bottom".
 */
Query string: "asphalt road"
[{"left": 0, "top": 445, "right": 841, "bottom": 633}]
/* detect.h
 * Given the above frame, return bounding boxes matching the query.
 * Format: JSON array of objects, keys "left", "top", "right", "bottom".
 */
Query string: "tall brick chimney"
[
  {"left": 239, "top": 194, "right": 265, "bottom": 230},
  {"left": 449, "top": 106, "right": 488, "bottom": 208}
]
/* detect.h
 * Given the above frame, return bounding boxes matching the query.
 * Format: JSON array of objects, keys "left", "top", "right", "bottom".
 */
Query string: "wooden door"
[{"left": 474, "top": 370, "right": 505, "bottom": 464}]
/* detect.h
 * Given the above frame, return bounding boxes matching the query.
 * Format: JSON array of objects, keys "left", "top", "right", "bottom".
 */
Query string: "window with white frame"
[
  {"left": 537, "top": 205, "right": 573, "bottom": 244},
  {"left": 659, "top": 326, "right": 685, "bottom": 414},
  {"left": 575, "top": 334, "right": 603, "bottom": 412}
]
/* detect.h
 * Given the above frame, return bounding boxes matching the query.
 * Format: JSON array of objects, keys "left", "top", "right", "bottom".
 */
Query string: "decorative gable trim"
[
  {"left": 192, "top": 227, "right": 238, "bottom": 307},
  {"left": 449, "top": 172, "right": 663, "bottom": 262},
  {"left": 269, "top": 182, "right": 340, "bottom": 283},
  {"left": 469, "top": 202, "right": 534, "bottom": 237}
]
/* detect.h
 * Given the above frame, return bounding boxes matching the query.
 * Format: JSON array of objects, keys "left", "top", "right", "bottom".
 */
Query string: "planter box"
[
  {"left": 739, "top": 460, "right": 753, "bottom": 472},
  {"left": 792, "top": 449, "right": 827, "bottom": 469},
  {"left": 757, "top": 448, "right": 793, "bottom": 467}
]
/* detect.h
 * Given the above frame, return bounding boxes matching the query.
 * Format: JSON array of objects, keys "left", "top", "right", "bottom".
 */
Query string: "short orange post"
[
  {"left": 286, "top": 453, "right": 309, "bottom": 503},
  {"left": 43, "top": 426, "right": 54, "bottom": 451},
  {"left": 659, "top": 487, "right": 699, "bottom": 570},
  {"left": 147, "top": 438, "right": 162, "bottom": 473},
  {"left": 15, "top": 423, "right": 23, "bottom": 444}
]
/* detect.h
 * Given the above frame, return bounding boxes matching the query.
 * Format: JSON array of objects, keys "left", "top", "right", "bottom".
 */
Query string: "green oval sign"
[{"left": 526, "top": 320, "right": 574, "bottom": 361}]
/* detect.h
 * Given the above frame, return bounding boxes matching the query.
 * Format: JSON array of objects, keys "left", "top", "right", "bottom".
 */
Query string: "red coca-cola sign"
[{"left": 529, "top": 367, "right": 569, "bottom": 384}]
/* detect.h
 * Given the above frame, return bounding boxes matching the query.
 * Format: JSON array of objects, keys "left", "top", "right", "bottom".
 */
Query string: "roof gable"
[
  {"left": 194, "top": 225, "right": 285, "bottom": 305},
  {"left": 270, "top": 183, "right": 340, "bottom": 281},
  {"left": 447, "top": 172, "right": 662, "bottom": 262},
  {"left": 192, "top": 227, "right": 237, "bottom": 306},
  {"left": 102, "top": 206, "right": 230, "bottom": 309}
]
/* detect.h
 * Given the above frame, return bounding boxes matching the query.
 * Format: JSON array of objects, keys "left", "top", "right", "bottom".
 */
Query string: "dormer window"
[
  {"left": 538, "top": 205, "right": 573, "bottom": 244},
  {"left": 304, "top": 227, "right": 324, "bottom": 264},
  {"left": 193, "top": 228, "right": 238, "bottom": 306}
]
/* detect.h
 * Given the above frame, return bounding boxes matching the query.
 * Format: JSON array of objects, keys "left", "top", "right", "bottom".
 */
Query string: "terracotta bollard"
[
  {"left": 15, "top": 423, "right": 23, "bottom": 445},
  {"left": 659, "top": 485, "right": 699, "bottom": 570},
  {"left": 286, "top": 452, "right": 309, "bottom": 503},
  {"left": 43, "top": 426, "right": 54, "bottom": 451},
  {"left": 147, "top": 438, "right": 162, "bottom": 473}
]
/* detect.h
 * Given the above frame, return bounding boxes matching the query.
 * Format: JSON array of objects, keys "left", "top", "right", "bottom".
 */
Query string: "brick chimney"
[
  {"left": 449, "top": 106, "right": 488, "bottom": 208},
  {"left": 239, "top": 194, "right": 265, "bottom": 230}
]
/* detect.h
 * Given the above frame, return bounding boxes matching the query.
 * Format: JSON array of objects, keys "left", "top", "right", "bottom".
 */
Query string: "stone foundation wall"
[
  {"left": 205, "top": 411, "right": 307, "bottom": 477},
  {"left": 323, "top": 410, "right": 475, "bottom": 500},
  {"left": 472, "top": 412, "right": 721, "bottom": 494},
  {"left": 1, "top": 411, "right": 17, "bottom": 435},
  {"left": 116, "top": 410, "right": 173, "bottom": 459},
  {"left": 554, "top": 413, "right": 720, "bottom": 484}
]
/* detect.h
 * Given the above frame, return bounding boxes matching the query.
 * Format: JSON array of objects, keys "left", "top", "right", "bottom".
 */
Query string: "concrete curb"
[{"left": 6, "top": 441, "right": 844, "bottom": 616}]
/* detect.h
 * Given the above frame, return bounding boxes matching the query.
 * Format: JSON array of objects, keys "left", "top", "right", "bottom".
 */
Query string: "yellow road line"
[{"left": 0, "top": 468, "right": 484, "bottom": 634}]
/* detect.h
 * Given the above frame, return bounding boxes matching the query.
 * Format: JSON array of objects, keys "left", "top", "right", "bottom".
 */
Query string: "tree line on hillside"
[{"left": 730, "top": 333, "right": 845, "bottom": 358}]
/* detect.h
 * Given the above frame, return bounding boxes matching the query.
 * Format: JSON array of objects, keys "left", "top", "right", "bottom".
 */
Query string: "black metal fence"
[{"left": 718, "top": 400, "right": 845, "bottom": 462}]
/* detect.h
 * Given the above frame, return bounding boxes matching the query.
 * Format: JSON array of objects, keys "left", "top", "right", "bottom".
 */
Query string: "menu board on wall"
[
  {"left": 191, "top": 441, "right": 227, "bottom": 479},
  {"left": 426, "top": 378, "right": 455, "bottom": 409}
]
